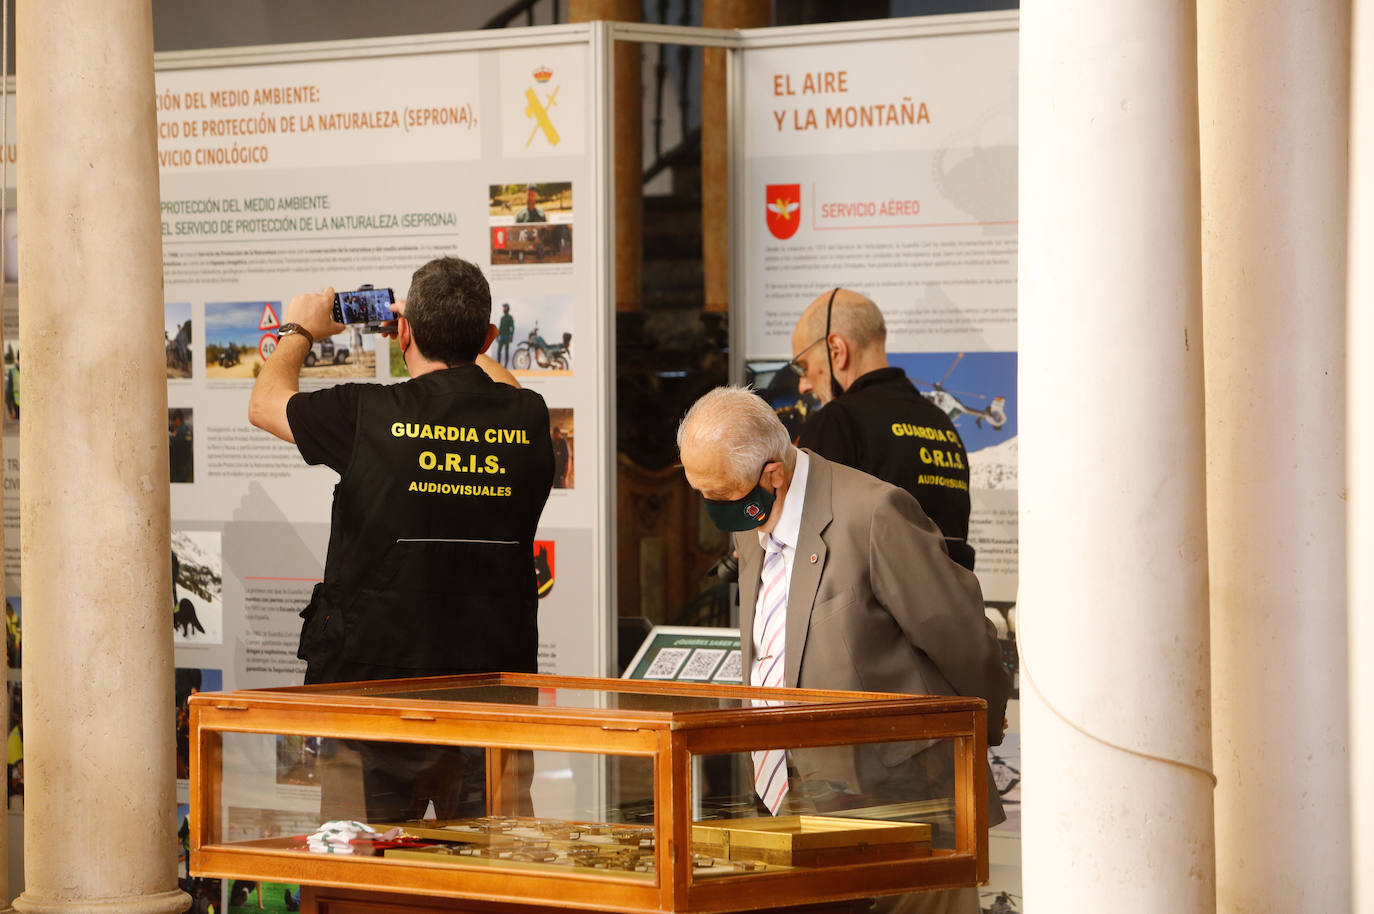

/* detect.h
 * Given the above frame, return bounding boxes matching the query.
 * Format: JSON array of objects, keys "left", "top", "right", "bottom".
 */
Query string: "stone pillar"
[
  {"left": 1350, "top": 2, "right": 1374, "bottom": 910},
  {"left": 1019, "top": 1, "right": 1216, "bottom": 911},
  {"left": 1196, "top": 3, "right": 1352, "bottom": 912},
  {"left": 14, "top": 1, "right": 185, "bottom": 912},
  {"left": 701, "top": 0, "right": 768, "bottom": 315},
  {"left": 570, "top": 0, "right": 642, "bottom": 312},
  {"left": 1, "top": 0, "right": 12, "bottom": 904}
]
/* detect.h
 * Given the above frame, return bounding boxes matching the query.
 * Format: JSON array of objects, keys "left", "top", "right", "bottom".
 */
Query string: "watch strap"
[{"left": 277, "top": 323, "right": 314, "bottom": 346}]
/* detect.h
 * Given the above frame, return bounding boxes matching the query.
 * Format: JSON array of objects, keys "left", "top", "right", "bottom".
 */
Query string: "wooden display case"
[{"left": 189, "top": 673, "right": 988, "bottom": 914}]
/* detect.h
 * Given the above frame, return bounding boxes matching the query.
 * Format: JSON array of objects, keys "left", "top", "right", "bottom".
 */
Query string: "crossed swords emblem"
[{"left": 524, "top": 85, "right": 560, "bottom": 147}]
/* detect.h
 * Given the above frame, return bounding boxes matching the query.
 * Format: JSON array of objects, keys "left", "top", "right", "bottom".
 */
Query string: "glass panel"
[
  {"left": 313, "top": 682, "right": 841, "bottom": 712},
  {"left": 219, "top": 732, "right": 658, "bottom": 879},
  {"left": 687, "top": 738, "right": 957, "bottom": 881}
]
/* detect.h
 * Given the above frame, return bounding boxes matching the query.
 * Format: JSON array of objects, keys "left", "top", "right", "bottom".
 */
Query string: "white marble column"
[
  {"left": 1019, "top": 1, "right": 1216, "bottom": 910},
  {"left": 1349, "top": 3, "right": 1374, "bottom": 912},
  {"left": 14, "top": 1, "right": 185, "bottom": 912},
  {"left": 1196, "top": 3, "right": 1352, "bottom": 912}
]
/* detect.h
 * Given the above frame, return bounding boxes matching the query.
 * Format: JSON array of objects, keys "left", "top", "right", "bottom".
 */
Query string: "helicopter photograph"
[{"left": 889, "top": 350, "right": 1017, "bottom": 490}]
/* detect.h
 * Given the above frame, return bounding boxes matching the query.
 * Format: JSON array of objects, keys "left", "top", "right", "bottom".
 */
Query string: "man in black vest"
[
  {"left": 250, "top": 256, "right": 554, "bottom": 818},
  {"left": 789, "top": 288, "right": 975, "bottom": 570}
]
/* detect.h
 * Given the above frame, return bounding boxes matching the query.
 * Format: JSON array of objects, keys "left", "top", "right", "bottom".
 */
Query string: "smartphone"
[{"left": 332, "top": 285, "right": 396, "bottom": 331}]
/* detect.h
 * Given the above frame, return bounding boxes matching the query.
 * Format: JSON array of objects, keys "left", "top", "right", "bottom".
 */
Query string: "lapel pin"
[{"left": 809, "top": 553, "right": 818, "bottom": 564}]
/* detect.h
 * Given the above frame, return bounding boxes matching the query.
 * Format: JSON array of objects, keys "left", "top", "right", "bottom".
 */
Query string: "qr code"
[
  {"left": 644, "top": 647, "right": 690, "bottom": 679},
  {"left": 678, "top": 649, "right": 725, "bottom": 680},
  {"left": 712, "top": 650, "right": 743, "bottom": 683}
]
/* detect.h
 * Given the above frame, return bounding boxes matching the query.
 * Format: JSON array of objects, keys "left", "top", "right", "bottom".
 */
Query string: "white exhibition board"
[
  {"left": 735, "top": 15, "right": 1020, "bottom": 606},
  {"left": 731, "top": 15, "right": 1022, "bottom": 907},
  {"left": 1, "top": 22, "right": 616, "bottom": 866}
]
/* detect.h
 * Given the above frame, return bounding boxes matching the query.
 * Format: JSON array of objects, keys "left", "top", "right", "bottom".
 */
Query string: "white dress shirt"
[{"left": 750, "top": 450, "right": 809, "bottom": 682}]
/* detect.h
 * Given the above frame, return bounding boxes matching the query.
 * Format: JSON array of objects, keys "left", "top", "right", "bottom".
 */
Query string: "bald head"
[
  {"left": 791, "top": 289, "right": 890, "bottom": 402},
  {"left": 678, "top": 386, "right": 795, "bottom": 498},
  {"left": 796, "top": 288, "right": 887, "bottom": 352}
]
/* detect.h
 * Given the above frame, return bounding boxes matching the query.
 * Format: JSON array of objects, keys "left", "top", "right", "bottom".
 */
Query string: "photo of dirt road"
[
  {"left": 165, "top": 302, "right": 192, "bottom": 380},
  {"left": 206, "top": 348, "right": 264, "bottom": 379},
  {"left": 204, "top": 301, "right": 380, "bottom": 381},
  {"left": 300, "top": 339, "right": 377, "bottom": 379},
  {"left": 205, "top": 300, "right": 279, "bottom": 381}
]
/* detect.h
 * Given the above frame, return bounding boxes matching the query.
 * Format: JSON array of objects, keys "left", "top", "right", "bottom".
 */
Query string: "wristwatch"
[{"left": 276, "top": 323, "right": 314, "bottom": 346}]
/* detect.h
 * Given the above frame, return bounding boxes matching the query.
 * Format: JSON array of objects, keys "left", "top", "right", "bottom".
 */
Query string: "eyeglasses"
[
  {"left": 785, "top": 288, "right": 841, "bottom": 379},
  {"left": 785, "top": 335, "right": 826, "bottom": 377}
]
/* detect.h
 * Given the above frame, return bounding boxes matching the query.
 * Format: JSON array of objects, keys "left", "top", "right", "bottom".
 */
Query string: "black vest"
[
  {"left": 798, "top": 367, "right": 975, "bottom": 570},
  {"left": 302, "top": 367, "right": 554, "bottom": 677}
]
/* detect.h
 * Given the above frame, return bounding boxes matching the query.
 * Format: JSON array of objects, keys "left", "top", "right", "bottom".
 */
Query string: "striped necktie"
[{"left": 751, "top": 534, "right": 789, "bottom": 815}]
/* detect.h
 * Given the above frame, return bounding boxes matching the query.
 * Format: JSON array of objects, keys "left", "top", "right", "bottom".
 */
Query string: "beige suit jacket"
[{"left": 735, "top": 451, "right": 1010, "bottom": 819}]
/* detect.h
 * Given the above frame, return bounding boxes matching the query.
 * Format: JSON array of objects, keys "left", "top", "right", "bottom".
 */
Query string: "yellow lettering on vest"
[
  {"left": 418, "top": 450, "right": 437, "bottom": 470},
  {"left": 391, "top": 422, "right": 405, "bottom": 437},
  {"left": 920, "top": 446, "right": 932, "bottom": 464},
  {"left": 444, "top": 452, "right": 462, "bottom": 471}
]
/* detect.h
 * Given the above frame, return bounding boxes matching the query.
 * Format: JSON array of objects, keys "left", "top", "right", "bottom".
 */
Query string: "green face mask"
[{"left": 702, "top": 463, "right": 776, "bottom": 532}]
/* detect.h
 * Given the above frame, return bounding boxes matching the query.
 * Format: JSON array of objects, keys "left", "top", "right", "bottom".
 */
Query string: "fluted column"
[
  {"left": 1349, "top": 2, "right": 1374, "bottom": 911},
  {"left": 1019, "top": 1, "right": 1216, "bottom": 910},
  {"left": 15, "top": 1, "right": 185, "bottom": 912},
  {"left": 1197, "top": 3, "right": 1352, "bottom": 912}
]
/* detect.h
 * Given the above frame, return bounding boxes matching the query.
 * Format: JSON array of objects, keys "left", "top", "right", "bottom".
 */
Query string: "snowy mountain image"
[{"left": 969, "top": 435, "right": 1018, "bottom": 490}]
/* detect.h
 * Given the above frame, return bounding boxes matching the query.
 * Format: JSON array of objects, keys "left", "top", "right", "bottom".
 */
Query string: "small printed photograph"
[
  {"left": 489, "top": 182, "right": 574, "bottom": 267},
  {"left": 172, "top": 529, "right": 224, "bottom": 645},
  {"left": 745, "top": 360, "right": 820, "bottom": 443},
  {"left": 275, "top": 734, "right": 322, "bottom": 786},
  {"left": 493, "top": 294, "right": 574, "bottom": 376},
  {"left": 205, "top": 300, "right": 279, "bottom": 380},
  {"left": 549, "top": 408, "right": 574, "bottom": 489},
  {"left": 988, "top": 730, "right": 1021, "bottom": 838},
  {"left": 5, "top": 596, "right": 18, "bottom": 670},
  {"left": 168, "top": 408, "right": 194, "bottom": 484},
  {"left": 229, "top": 880, "right": 300, "bottom": 913},
  {"left": 888, "top": 351, "right": 1018, "bottom": 490},
  {"left": 979, "top": 873, "right": 1022, "bottom": 914},
  {"left": 300, "top": 323, "right": 377, "bottom": 379},
  {"left": 489, "top": 181, "right": 572, "bottom": 223},
  {"left": 2, "top": 340, "right": 18, "bottom": 432},
  {"left": 7, "top": 680, "right": 20, "bottom": 810},
  {"left": 533, "top": 540, "right": 555, "bottom": 599},
  {"left": 491, "top": 223, "right": 573, "bottom": 265},
  {"left": 165, "top": 302, "right": 192, "bottom": 379},
  {"left": 177, "top": 803, "right": 226, "bottom": 914},
  {"left": 985, "top": 600, "right": 1019, "bottom": 699},
  {"left": 175, "top": 667, "right": 223, "bottom": 780},
  {"left": 3, "top": 208, "right": 16, "bottom": 283}
]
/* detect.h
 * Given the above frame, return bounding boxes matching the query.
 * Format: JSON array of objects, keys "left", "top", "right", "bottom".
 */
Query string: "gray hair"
[{"left": 677, "top": 386, "right": 795, "bottom": 488}]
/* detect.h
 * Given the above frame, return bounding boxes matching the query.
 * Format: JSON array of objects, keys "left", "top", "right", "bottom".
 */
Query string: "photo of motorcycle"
[{"left": 512, "top": 323, "right": 571, "bottom": 371}]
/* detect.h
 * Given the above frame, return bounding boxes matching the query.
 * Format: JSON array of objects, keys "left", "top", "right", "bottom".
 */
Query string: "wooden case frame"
[{"left": 190, "top": 673, "right": 988, "bottom": 914}]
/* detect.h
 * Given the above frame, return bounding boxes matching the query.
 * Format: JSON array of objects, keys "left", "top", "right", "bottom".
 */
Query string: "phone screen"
[{"left": 334, "top": 288, "right": 395, "bottom": 325}]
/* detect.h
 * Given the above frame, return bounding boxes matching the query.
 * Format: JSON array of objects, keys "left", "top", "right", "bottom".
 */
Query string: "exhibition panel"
[{"left": 189, "top": 673, "right": 988, "bottom": 913}]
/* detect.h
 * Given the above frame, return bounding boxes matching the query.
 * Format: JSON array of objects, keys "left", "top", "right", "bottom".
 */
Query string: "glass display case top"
[{"left": 253, "top": 674, "right": 914, "bottom": 716}]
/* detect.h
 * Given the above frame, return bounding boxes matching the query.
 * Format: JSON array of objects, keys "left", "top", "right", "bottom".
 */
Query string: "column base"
[{"left": 14, "top": 889, "right": 189, "bottom": 914}]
